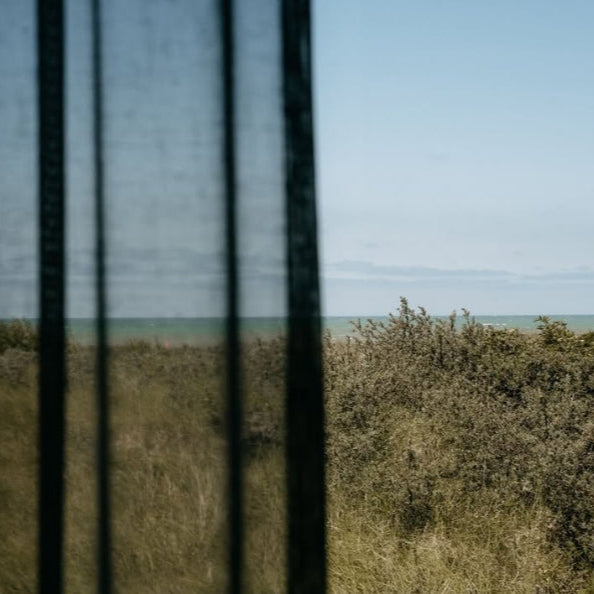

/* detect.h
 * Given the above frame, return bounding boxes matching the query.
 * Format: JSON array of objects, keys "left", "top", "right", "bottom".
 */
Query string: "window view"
[
  {"left": 2, "top": 0, "right": 594, "bottom": 592},
  {"left": 316, "top": 1, "right": 594, "bottom": 591}
]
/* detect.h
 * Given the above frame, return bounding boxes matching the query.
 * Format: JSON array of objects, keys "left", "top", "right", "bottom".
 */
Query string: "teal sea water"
[{"left": 53, "top": 315, "right": 594, "bottom": 345}]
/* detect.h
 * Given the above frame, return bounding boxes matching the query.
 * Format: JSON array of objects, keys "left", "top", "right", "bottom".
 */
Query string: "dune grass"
[{"left": 3, "top": 302, "right": 594, "bottom": 591}]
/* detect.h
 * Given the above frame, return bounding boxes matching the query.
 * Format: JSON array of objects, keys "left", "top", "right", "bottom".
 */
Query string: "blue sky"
[
  {"left": 2, "top": 1, "right": 594, "bottom": 318},
  {"left": 315, "top": 0, "right": 594, "bottom": 314},
  {"left": 314, "top": 0, "right": 594, "bottom": 314}
]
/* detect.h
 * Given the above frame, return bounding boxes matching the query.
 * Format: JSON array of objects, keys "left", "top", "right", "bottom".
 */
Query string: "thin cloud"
[
  {"left": 325, "top": 260, "right": 594, "bottom": 284},
  {"left": 326, "top": 260, "right": 514, "bottom": 281}
]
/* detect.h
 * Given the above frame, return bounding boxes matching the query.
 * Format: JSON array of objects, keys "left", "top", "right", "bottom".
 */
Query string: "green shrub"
[
  {"left": 326, "top": 298, "right": 594, "bottom": 571},
  {"left": 0, "top": 319, "right": 37, "bottom": 355}
]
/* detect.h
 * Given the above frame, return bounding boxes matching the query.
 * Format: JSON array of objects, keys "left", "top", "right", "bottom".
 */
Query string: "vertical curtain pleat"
[
  {"left": 91, "top": 0, "right": 112, "bottom": 591},
  {"left": 221, "top": 0, "right": 244, "bottom": 592},
  {"left": 37, "top": 0, "right": 66, "bottom": 591},
  {"left": 282, "top": 1, "right": 326, "bottom": 592}
]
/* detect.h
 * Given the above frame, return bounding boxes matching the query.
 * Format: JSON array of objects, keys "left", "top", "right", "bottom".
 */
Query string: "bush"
[
  {"left": 326, "top": 298, "right": 594, "bottom": 570},
  {"left": 0, "top": 319, "right": 37, "bottom": 355}
]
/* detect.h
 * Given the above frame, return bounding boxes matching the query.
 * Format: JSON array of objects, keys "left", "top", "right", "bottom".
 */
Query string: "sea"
[{"left": 55, "top": 315, "right": 594, "bottom": 346}]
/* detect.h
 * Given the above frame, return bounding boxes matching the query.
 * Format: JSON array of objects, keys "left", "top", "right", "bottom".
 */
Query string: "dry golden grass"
[
  {"left": 0, "top": 351, "right": 37, "bottom": 593},
  {"left": 0, "top": 340, "right": 285, "bottom": 593},
  {"left": 3, "top": 306, "right": 594, "bottom": 591}
]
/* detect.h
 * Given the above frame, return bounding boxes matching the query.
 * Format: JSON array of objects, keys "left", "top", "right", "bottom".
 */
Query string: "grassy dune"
[{"left": 3, "top": 301, "right": 594, "bottom": 592}]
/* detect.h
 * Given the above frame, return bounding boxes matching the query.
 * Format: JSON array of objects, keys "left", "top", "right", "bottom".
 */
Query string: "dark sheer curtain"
[{"left": 2, "top": 0, "right": 324, "bottom": 591}]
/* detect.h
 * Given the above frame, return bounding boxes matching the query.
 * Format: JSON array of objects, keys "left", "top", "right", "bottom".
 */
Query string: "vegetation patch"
[{"left": 3, "top": 302, "right": 594, "bottom": 591}]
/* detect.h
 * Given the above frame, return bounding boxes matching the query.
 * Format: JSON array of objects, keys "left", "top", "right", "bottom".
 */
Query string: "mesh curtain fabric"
[{"left": 1, "top": 0, "right": 324, "bottom": 592}]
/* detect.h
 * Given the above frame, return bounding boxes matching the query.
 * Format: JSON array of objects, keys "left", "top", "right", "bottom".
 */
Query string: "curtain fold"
[
  {"left": 29, "top": 0, "right": 326, "bottom": 591},
  {"left": 38, "top": 1, "right": 66, "bottom": 592}
]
